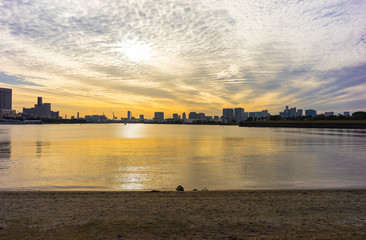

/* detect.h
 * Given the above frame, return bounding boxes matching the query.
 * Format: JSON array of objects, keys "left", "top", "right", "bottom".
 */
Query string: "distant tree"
[
  {"left": 352, "top": 111, "right": 366, "bottom": 120},
  {"left": 246, "top": 117, "right": 253, "bottom": 121},
  {"left": 269, "top": 115, "right": 281, "bottom": 121}
]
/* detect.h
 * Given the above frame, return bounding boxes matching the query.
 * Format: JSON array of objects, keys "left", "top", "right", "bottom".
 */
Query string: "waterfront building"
[
  {"left": 198, "top": 113, "right": 205, "bottom": 120},
  {"left": 139, "top": 114, "right": 144, "bottom": 120},
  {"left": 0, "top": 87, "right": 12, "bottom": 110},
  {"left": 23, "top": 97, "right": 59, "bottom": 119},
  {"left": 189, "top": 112, "right": 198, "bottom": 120},
  {"left": 182, "top": 112, "right": 186, "bottom": 120},
  {"left": 222, "top": 108, "right": 234, "bottom": 124},
  {"left": 127, "top": 111, "right": 131, "bottom": 120},
  {"left": 344, "top": 112, "right": 350, "bottom": 117},
  {"left": 280, "top": 106, "right": 302, "bottom": 119},
  {"left": 154, "top": 112, "right": 164, "bottom": 122},
  {"left": 213, "top": 116, "right": 219, "bottom": 122},
  {"left": 205, "top": 116, "right": 213, "bottom": 121},
  {"left": 324, "top": 112, "right": 334, "bottom": 117},
  {"left": 289, "top": 107, "right": 297, "bottom": 118},
  {"left": 0, "top": 109, "right": 17, "bottom": 118},
  {"left": 297, "top": 109, "right": 303, "bottom": 117},
  {"left": 249, "top": 110, "right": 269, "bottom": 119},
  {"left": 305, "top": 109, "right": 317, "bottom": 117},
  {"left": 279, "top": 106, "right": 290, "bottom": 118},
  {"left": 85, "top": 115, "right": 107, "bottom": 123},
  {"left": 234, "top": 108, "right": 245, "bottom": 123},
  {"left": 173, "top": 113, "right": 179, "bottom": 120}
]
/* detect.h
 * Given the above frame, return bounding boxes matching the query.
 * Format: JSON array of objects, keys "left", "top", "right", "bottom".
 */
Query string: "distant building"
[
  {"left": 0, "top": 88, "right": 12, "bottom": 110},
  {"left": 0, "top": 109, "right": 17, "bottom": 118},
  {"left": 127, "top": 111, "right": 131, "bottom": 120},
  {"left": 281, "top": 106, "right": 290, "bottom": 119},
  {"left": 213, "top": 116, "right": 219, "bottom": 122},
  {"left": 139, "top": 114, "right": 144, "bottom": 120},
  {"left": 189, "top": 112, "right": 198, "bottom": 120},
  {"left": 222, "top": 108, "right": 234, "bottom": 124},
  {"left": 297, "top": 109, "right": 303, "bottom": 118},
  {"left": 182, "top": 112, "right": 186, "bottom": 120},
  {"left": 305, "top": 109, "right": 317, "bottom": 117},
  {"left": 280, "top": 106, "right": 302, "bottom": 119},
  {"left": 324, "top": 112, "right": 334, "bottom": 117},
  {"left": 344, "top": 112, "right": 350, "bottom": 117},
  {"left": 256, "top": 110, "right": 269, "bottom": 119},
  {"left": 289, "top": 107, "right": 297, "bottom": 118},
  {"left": 205, "top": 116, "right": 213, "bottom": 121},
  {"left": 85, "top": 115, "right": 107, "bottom": 123},
  {"left": 173, "top": 113, "right": 179, "bottom": 120},
  {"left": 154, "top": 112, "right": 164, "bottom": 122},
  {"left": 234, "top": 108, "right": 245, "bottom": 123},
  {"left": 23, "top": 97, "right": 59, "bottom": 119}
]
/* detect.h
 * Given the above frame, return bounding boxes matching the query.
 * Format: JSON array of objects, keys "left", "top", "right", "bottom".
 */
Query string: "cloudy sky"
[{"left": 1, "top": 0, "right": 365, "bottom": 118}]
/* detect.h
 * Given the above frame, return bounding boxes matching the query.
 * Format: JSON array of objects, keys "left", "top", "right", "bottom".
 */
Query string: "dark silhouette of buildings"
[
  {"left": 23, "top": 97, "right": 59, "bottom": 119},
  {"left": 0, "top": 87, "right": 12, "bottom": 110},
  {"left": 154, "top": 112, "right": 164, "bottom": 122},
  {"left": 222, "top": 108, "right": 234, "bottom": 124}
]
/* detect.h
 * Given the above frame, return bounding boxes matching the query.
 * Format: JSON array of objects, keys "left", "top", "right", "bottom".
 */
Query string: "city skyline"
[
  {"left": 0, "top": 88, "right": 357, "bottom": 120},
  {"left": 0, "top": 1, "right": 366, "bottom": 118}
]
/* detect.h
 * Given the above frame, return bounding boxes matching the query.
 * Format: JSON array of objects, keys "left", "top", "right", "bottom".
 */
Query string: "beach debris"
[
  {"left": 193, "top": 189, "right": 198, "bottom": 191},
  {"left": 202, "top": 187, "right": 208, "bottom": 191},
  {"left": 176, "top": 185, "right": 184, "bottom": 191},
  {"left": 150, "top": 189, "right": 160, "bottom": 192}
]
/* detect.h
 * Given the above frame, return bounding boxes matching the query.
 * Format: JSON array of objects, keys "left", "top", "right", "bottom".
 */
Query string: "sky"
[{"left": 0, "top": 0, "right": 366, "bottom": 118}]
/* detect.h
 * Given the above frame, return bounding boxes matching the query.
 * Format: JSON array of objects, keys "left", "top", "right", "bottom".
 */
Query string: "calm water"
[{"left": 0, "top": 124, "right": 365, "bottom": 190}]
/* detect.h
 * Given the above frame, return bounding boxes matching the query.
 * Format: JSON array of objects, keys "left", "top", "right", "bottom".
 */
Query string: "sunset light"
[{"left": 117, "top": 40, "right": 153, "bottom": 63}]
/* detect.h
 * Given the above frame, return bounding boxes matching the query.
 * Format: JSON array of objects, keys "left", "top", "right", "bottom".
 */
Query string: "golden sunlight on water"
[{"left": 1, "top": 124, "right": 366, "bottom": 190}]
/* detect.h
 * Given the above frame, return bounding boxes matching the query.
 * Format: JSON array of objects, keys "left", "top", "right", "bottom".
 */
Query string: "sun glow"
[{"left": 118, "top": 40, "right": 152, "bottom": 63}]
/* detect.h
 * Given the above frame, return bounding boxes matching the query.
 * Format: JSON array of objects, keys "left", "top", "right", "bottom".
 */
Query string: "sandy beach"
[{"left": 1, "top": 190, "right": 366, "bottom": 239}]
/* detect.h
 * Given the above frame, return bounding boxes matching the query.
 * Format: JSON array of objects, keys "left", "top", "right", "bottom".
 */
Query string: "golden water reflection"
[{"left": 0, "top": 124, "right": 366, "bottom": 190}]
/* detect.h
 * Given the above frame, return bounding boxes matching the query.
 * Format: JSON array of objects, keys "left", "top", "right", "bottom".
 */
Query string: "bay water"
[{"left": 0, "top": 124, "right": 365, "bottom": 190}]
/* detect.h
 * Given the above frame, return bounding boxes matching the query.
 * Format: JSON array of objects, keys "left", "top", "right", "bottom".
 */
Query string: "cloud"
[{"left": 0, "top": 0, "right": 365, "bottom": 117}]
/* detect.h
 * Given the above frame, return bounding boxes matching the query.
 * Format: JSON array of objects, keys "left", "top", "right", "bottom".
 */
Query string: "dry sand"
[{"left": 0, "top": 190, "right": 366, "bottom": 239}]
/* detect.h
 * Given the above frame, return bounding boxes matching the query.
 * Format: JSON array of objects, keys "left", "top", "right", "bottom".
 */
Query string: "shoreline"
[{"left": 1, "top": 189, "right": 366, "bottom": 239}]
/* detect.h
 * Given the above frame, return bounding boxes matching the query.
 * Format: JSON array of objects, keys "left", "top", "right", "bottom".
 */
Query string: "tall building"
[
  {"left": 0, "top": 87, "right": 12, "bottom": 110},
  {"left": 182, "top": 112, "right": 186, "bottom": 120},
  {"left": 23, "top": 97, "right": 59, "bottom": 119},
  {"left": 222, "top": 108, "right": 234, "bottom": 124},
  {"left": 127, "top": 111, "right": 131, "bottom": 120},
  {"left": 173, "top": 113, "right": 179, "bottom": 120},
  {"left": 154, "top": 112, "right": 164, "bottom": 122},
  {"left": 234, "top": 108, "right": 245, "bottom": 123}
]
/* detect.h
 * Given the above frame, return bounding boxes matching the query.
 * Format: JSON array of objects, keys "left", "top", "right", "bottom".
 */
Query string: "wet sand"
[{"left": 1, "top": 190, "right": 366, "bottom": 239}]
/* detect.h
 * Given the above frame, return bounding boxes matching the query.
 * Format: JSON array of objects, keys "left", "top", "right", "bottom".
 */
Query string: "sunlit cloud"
[{"left": 0, "top": 0, "right": 365, "bottom": 118}]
